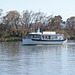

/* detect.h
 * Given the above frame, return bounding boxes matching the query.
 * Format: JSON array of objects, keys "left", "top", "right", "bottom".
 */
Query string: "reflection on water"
[{"left": 0, "top": 41, "right": 75, "bottom": 75}]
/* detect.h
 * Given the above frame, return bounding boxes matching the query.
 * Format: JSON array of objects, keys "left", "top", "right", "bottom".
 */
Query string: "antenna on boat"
[{"left": 37, "top": 28, "right": 40, "bottom": 33}]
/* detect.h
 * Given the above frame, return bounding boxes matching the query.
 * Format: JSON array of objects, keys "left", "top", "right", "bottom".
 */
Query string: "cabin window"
[
  {"left": 49, "top": 36, "right": 51, "bottom": 39},
  {"left": 55, "top": 36, "right": 57, "bottom": 39},
  {"left": 45, "top": 35, "right": 49, "bottom": 39},
  {"left": 29, "top": 34, "right": 40, "bottom": 38},
  {"left": 51, "top": 35, "right": 56, "bottom": 39},
  {"left": 45, "top": 36, "right": 47, "bottom": 39},
  {"left": 34, "top": 35, "right": 40, "bottom": 38},
  {"left": 41, "top": 35, "right": 51, "bottom": 40},
  {"left": 29, "top": 35, "right": 33, "bottom": 38},
  {"left": 58, "top": 35, "right": 63, "bottom": 40},
  {"left": 41, "top": 35, "right": 44, "bottom": 39}
]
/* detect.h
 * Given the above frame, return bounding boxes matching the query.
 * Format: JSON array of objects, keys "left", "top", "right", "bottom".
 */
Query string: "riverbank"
[{"left": 0, "top": 37, "right": 22, "bottom": 42}]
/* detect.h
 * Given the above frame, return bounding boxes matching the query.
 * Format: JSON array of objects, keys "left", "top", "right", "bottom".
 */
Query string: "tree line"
[{"left": 0, "top": 9, "right": 75, "bottom": 40}]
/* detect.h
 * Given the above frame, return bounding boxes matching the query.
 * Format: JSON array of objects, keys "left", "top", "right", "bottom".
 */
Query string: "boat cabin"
[{"left": 29, "top": 31, "right": 64, "bottom": 40}]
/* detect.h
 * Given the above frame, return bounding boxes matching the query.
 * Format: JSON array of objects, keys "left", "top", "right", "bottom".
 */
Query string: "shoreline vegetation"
[
  {"left": 0, "top": 37, "right": 22, "bottom": 42},
  {"left": 0, "top": 9, "right": 75, "bottom": 41}
]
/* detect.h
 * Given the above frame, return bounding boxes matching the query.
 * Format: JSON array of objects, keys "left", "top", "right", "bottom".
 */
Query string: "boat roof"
[
  {"left": 43, "top": 31, "right": 56, "bottom": 35},
  {"left": 29, "top": 32, "right": 62, "bottom": 36},
  {"left": 29, "top": 32, "right": 42, "bottom": 35},
  {"left": 29, "top": 28, "right": 63, "bottom": 36}
]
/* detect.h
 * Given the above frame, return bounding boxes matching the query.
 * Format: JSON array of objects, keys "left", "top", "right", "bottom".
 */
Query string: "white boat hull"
[{"left": 22, "top": 38, "right": 67, "bottom": 45}]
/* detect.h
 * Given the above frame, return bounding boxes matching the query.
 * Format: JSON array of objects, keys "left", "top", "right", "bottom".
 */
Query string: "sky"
[{"left": 0, "top": 0, "right": 75, "bottom": 21}]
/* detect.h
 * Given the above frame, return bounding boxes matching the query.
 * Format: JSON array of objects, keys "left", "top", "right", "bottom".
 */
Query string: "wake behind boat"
[{"left": 22, "top": 29, "right": 67, "bottom": 45}]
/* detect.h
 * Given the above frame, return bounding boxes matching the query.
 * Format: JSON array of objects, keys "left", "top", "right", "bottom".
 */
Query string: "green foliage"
[
  {"left": 4, "top": 37, "right": 22, "bottom": 42},
  {"left": 68, "top": 36, "right": 75, "bottom": 40}
]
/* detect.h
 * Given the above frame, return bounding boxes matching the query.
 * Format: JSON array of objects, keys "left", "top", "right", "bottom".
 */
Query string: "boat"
[{"left": 22, "top": 28, "right": 67, "bottom": 45}]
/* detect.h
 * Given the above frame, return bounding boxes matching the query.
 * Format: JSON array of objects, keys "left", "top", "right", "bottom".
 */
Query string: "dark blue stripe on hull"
[
  {"left": 32, "top": 39, "right": 66, "bottom": 42},
  {"left": 22, "top": 44, "right": 62, "bottom": 46}
]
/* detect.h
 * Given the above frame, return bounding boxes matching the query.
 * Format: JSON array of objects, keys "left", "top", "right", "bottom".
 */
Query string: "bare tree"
[
  {"left": 66, "top": 16, "right": 75, "bottom": 35},
  {"left": 47, "top": 15, "right": 63, "bottom": 31},
  {"left": 3, "top": 10, "right": 21, "bottom": 28}
]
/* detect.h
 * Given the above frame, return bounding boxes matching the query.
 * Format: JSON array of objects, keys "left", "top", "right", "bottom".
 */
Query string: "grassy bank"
[{"left": 0, "top": 37, "right": 22, "bottom": 42}]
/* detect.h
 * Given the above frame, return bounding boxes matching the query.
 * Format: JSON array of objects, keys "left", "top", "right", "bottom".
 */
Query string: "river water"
[{"left": 0, "top": 41, "right": 75, "bottom": 75}]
